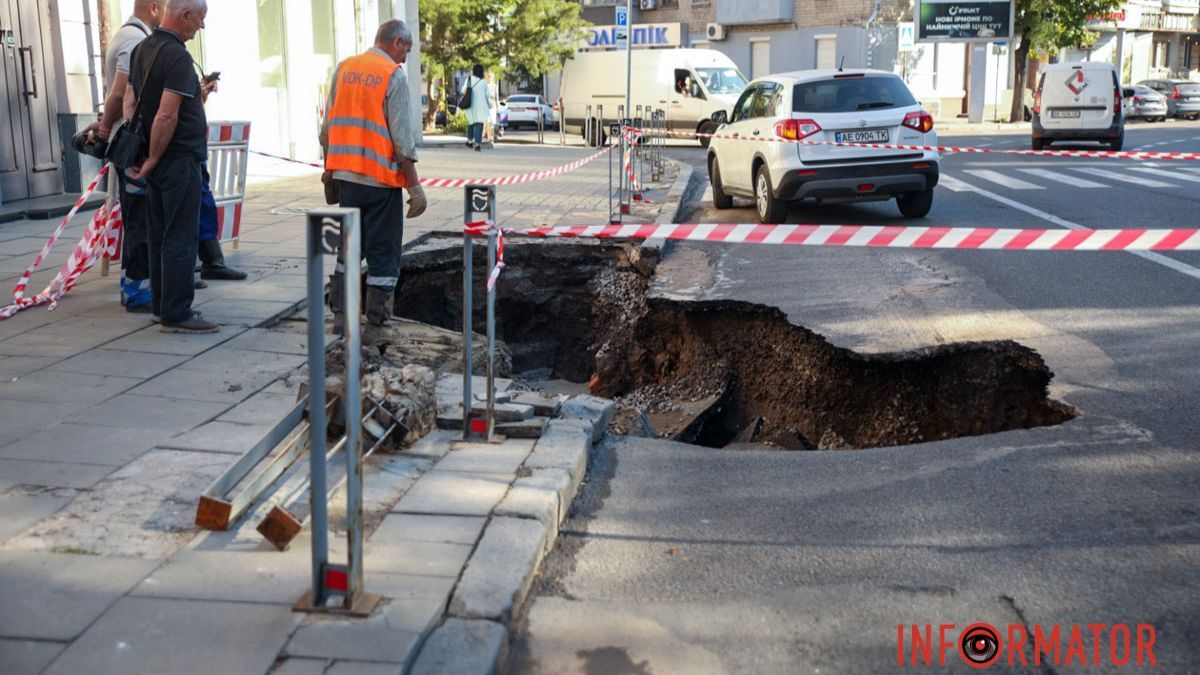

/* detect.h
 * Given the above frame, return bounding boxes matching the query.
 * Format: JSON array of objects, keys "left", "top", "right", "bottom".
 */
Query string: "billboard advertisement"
[{"left": 916, "top": 0, "right": 1014, "bottom": 42}]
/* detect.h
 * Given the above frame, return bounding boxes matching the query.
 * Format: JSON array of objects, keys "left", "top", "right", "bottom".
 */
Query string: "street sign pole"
[{"left": 624, "top": 0, "right": 632, "bottom": 135}]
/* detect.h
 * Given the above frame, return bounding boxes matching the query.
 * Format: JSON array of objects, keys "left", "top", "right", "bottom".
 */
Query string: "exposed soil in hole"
[{"left": 396, "top": 235, "right": 1075, "bottom": 450}]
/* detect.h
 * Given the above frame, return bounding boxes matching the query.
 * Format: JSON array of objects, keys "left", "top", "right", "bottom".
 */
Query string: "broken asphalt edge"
[{"left": 408, "top": 397, "right": 615, "bottom": 675}]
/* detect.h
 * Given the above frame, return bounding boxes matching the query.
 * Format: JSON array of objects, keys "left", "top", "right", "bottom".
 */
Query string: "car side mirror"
[{"left": 711, "top": 110, "right": 728, "bottom": 125}]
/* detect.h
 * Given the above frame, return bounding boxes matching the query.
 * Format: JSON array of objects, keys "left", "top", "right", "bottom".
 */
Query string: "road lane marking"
[
  {"left": 1017, "top": 168, "right": 1106, "bottom": 188},
  {"left": 1073, "top": 167, "right": 1177, "bottom": 188},
  {"left": 939, "top": 174, "right": 1200, "bottom": 282},
  {"left": 963, "top": 169, "right": 1044, "bottom": 190},
  {"left": 1129, "top": 167, "right": 1200, "bottom": 183}
]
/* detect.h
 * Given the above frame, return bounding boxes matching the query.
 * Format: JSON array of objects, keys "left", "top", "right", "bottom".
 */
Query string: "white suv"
[{"left": 707, "top": 70, "right": 940, "bottom": 223}]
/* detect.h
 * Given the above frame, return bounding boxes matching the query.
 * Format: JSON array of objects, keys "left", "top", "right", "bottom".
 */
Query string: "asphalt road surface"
[{"left": 508, "top": 120, "right": 1200, "bottom": 674}]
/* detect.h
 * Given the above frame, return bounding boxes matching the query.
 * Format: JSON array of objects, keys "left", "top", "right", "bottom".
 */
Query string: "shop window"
[{"left": 257, "top": 0, "right": 287, "bottom": 89}]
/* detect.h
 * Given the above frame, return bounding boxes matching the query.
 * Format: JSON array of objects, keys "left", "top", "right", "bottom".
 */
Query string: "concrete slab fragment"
[
  {"left": 133, "top": 533, "right": 315, "bottom": 604},
  {"left": 161, "top": 420, "right": 276, "bottom": 455},
  {"left": 223, "top": 327, "right": 312, "bottom": 355},
  {"left": 128, "top": 366, "right": 271, "bottom": 404},
  {"left": 327, "top": 661, "right": 403, "bottom": 675},
  {"left": 5, "top": 450, "right": 227, "bottom": 559},
  {"left": 71, "top": 394, "right": 231, "bottom": 432},
  {"left": 512, "top": 391, "right": 566, "bottom": 416},
  {"left": 526, "top": 425, "right": 589, "bottom": 478},
  {"left": 368, "top": 572, "right": 458, "bottom": 601},
  {"left": 217, "top": 390, "right": 300, "bottom": 425},
  {"left": 0, "top": 458, "right": 114, "bottom": 489},
  {"left": 48, "top": 348, "right": 189, "bottom": 378},
  {"left": 449, "top": 517, "right": 547, "bottom": 622},
  {"left": 0, "top": 421, "right": 170, "bottom": 466},
  {"left": 560, "top": 395, "right": 615, "bottom": 443},
  {"left": 0, "top": 491, "right": 73, "bottom": 544},
  {"left": 286, "top": 596, "right": 439, "bottom": 664},
  {"left": 0, "top": 355, "right": 58, "bottom": 381},
  {"left": 364, "top": 538, "right": 474, "bottom": 578},
  {"left": 409, "top": 618, "right": 507, "bottom": 675},
  {"left": 371, "top": 514, "right": 486, "bottom": 546},
  {"left": 496, "top": 469, "right": 571, "bottom": 553},
  {"left": 105, "top": 324, "right": 240, "bottom": 356},
  {"left": 0, "top": 551, "right": 157, "bottom": 641},
  {"left": 392, "top": 472, "right": 511, "bottom": 518},
  {"left": 0, "top": 638, "right": 65, "bottom": 675},
  {"left": 433, "top": 440, "right": 533, "bottom": 476},
  {"left": 43, "top": 596, "right": 298, "bottom": 675},
  {"left": 496, "top": 417, "right": 548, "bottom": 439},
  {"left": 0, "top": 370, "right": 141, "bottom": 404},
  {"left": 272, "top": 657, "right": 329, "bottom": 675}
]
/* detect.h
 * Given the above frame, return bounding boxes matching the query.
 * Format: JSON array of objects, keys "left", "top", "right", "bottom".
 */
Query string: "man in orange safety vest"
[{"left": 320, "top": 19, "right": 426, "bottom": 336}]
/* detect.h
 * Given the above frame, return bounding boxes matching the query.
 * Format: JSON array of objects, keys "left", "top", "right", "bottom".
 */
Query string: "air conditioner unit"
[
  {"left": 707, "top": 23, "right": 727, "bottom": 41},
  {"left": 640, "top": 0, "right": 658, "bottom": 9}
]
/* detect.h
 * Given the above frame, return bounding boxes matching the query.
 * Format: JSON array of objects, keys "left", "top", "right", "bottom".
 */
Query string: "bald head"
[{"left": 132, "top": 0, "right": 163, "bottom": 28}]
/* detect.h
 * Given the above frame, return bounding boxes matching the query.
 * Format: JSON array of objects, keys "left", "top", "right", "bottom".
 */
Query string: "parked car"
[
  {"left": 1031, "top": 61, "right": 1124, "bottom": 151},
  {"left": 707, "top": 69, "right": 939, "bottom": 224},
  {"left": 504, "top": 95, "right": 556, "bottom": 129},
  {"left": 1122, "top": 85, "right": 1168, "bottom": 122},
  {"left": 1137, "top": 79, "right": 1200, "bottom": 120}
]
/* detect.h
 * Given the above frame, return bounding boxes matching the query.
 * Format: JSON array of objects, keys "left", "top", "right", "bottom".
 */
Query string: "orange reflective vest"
[{"left": 325, "top": 51, "right": 408, "bottom": 188}]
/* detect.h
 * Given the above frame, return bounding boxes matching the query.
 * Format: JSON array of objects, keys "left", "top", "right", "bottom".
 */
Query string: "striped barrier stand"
[{"left": 207, "top": 120, "right": 251, "bottom": 246}]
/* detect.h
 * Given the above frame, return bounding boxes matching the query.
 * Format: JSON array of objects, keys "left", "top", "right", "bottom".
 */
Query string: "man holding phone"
[{"left": 195, "top": 70, "right": 248, "bottom": 282}]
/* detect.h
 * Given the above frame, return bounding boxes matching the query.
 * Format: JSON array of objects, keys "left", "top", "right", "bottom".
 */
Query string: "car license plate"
[
  {"left": 1051, "top": 110, "right": 1081, "bottom": 118},
  {"left": 834, "top": 129, "right": 889, "bottom": 143}
]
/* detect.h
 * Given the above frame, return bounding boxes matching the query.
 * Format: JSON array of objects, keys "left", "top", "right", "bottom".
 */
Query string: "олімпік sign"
[{"left": 917, "top": 0, "right": 1013, "bottom": 42}]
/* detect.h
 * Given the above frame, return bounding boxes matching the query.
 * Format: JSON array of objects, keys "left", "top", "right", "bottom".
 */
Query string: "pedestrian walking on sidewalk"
[
  {"left": 483, "top": 71, "right": 499, "bottom": 145},
  {"left": 89, "top": 0, "right": 163, "bottom": 312},
  {"left": 126, "top": 0, "right": 218, "bottom": 334},
  {"left": 320, "top": 19, "right": 427, "bottom": 339},
  {"left": 462, "top": 65, "right": 490, "bottom": 151}
]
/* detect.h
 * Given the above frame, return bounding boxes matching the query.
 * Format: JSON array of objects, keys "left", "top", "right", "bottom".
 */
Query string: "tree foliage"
[
  {"left": 1009, "top": 0, "right": 1122, "bottom": 122},
  {"left": 419, "top": 0, "right": 589, "bottom": 115}
]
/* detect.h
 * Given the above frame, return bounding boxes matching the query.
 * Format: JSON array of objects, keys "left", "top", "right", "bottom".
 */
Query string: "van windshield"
[
  {"left": 792, "top": 76, "right": 917, "bottom": 113},
  {"left": 696, "top": 68, "right": 747, "bottom": 95}
]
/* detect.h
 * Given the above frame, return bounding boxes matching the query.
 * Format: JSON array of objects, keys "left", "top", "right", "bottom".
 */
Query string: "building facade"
[
  {"left": 0, "top": 0, "right": 422, "bottom": 207},
  {"left": 568, "top": 0, "right": 1016, "bottom": 122},
  {"left": 1069, "top": 0, "right": 1200, "bottom": 84}
]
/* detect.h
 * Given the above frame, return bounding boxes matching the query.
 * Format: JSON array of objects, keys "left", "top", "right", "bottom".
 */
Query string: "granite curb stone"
[
  {"left": 409, "top": 618, "right": 507, "bottom": 675},
  {"left": 448, "top": 516, "right": 547, "bottom": 622}
]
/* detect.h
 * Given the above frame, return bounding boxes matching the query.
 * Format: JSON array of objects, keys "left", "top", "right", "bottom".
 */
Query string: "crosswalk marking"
[
  {"left": 963, "top": 169, "right": 1044, "bottom": 190},
  {"left": 1073, "top": 167, "right": 1176, "bottom": 188},
  {"left": 1128, "top": 167, "right": 1200, "bottom": 183},
  {"left": 1016, "top": 168, "right": 1106, "bottom": 188}
]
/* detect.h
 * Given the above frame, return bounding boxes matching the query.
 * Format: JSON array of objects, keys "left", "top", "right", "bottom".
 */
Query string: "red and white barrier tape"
[
  {"left": 464, "top": 220, "right": 507, "bottom": 290},
  {"left": 251, "top": 145, "right": 612, "bottom": 188},
  {"left": 634, "top": 127, "right": 1200, "bottom": 161},
  {"left": 1, "top": 168, "right": 123, "bottom": 320},
  {"left": 521, "top": 223, "right": 1200, "bottom": 251}
]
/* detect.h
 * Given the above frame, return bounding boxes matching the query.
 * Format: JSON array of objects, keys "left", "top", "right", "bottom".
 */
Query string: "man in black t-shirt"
[{"left": 126, "top": 0, "right": 216, "bottom": 333}]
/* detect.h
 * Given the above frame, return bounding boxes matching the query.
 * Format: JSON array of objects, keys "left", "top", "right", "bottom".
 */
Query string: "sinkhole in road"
[{"left": 396, "top": 235, "right": 1075, "bottom": 450}]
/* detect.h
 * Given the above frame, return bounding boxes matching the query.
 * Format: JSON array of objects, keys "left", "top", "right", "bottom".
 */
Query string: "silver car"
[
  {"left": 1122, "top": 85, "right": 1168, "bottom": 122},
  {"left": 1138, "top": 79, "right": 1200, "bottom": 120}
]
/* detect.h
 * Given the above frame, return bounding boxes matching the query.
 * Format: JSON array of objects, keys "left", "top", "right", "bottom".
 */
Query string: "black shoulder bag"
[
  {"left": 458, "top": 77, "right": 477, "bottom": 111},
  {"left": 106, "top": 38, "right": 168, "bottom": 171}
]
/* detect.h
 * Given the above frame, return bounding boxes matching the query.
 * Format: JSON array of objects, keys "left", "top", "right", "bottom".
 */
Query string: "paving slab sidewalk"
[{"left": 0, "top": 141, "right": 675, "bottom": 674}]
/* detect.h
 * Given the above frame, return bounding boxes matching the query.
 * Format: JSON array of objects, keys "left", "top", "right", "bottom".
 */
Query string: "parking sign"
[{"left": 615, "top": 5, "right": 627, "bottom": 26}]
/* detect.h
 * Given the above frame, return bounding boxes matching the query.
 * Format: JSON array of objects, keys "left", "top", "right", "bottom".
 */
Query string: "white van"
[
  {"left": 560, "top": 49, "right": 748, "bottom": 146},
  {"left": 1031, "top": 61, "right": 1124, "bottom": 151}
]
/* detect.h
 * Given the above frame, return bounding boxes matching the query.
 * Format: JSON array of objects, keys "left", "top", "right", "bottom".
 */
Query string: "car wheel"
[
  {"left": 754, "top": 164, "right": 787, "bottom": 224},
  {"left": 709, "top": 156, "right": 733, "bottom": 210},
  {"left": 698, "top": 120, "right": 718, "bottom": 149},
  {"left": 1032, "top": 137, "right": 1045, "bottom": 151},
  {"left": 896, "top": 187, "right": 934, "bottom": 219}
]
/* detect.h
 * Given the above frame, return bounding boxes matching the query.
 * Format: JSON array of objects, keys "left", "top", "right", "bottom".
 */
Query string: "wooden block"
[
  {"left": 257, "top": 505, "right": 304, "bottom": 551},
  {"left": 195, "top": 495, "right": 233, "bottom": 531}
]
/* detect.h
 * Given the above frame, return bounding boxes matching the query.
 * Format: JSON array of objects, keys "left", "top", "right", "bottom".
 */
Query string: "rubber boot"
[
  {"left": 363, "top": 285, "right": 394, "bottom": 343},
  {"left": 199, "top": 239, "right": 248, "bottom": 281},
  {"left": 328, "top": 271, "right": 346, "bottom": 335}
]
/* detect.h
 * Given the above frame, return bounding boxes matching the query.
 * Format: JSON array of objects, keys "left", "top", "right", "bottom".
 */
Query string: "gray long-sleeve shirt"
[{"left": 319, "top": 48, "right": 418, "bottom": 188}]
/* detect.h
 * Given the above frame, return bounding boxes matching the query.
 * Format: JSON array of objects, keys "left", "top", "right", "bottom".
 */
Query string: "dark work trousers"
[
  {"left": 336, "top": 180, "right": 405, "bottom": 289},
  {"left": 147, "top": 152, "right": 203, "bottom": 324},
  {"left": 117, "top": 170, "right": 151, "bottom": 306}
]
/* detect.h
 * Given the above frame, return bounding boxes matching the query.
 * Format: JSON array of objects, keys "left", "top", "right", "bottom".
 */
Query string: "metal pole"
[
  {"left": 461, "top": 201, "right": 474, "bottom": 440},
  {"left": 305, "top": 213, "right": 331, "bottom": 607},
  {"left": 342, "top": 209, "right": 364, "bottom": 606},
  {"left": 585, "top": 105, "right": 593, "bottom": 147},
  {"left": 485, "top": 226, "right": 498, "bottom": 439},
  {"left": 624, "top": 0, "right": 632, "bottom": 129}
]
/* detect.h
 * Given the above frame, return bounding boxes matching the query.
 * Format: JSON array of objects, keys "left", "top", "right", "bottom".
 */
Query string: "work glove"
[{"left": 406, "top": 183, "right": 427, "bottom": 218}]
